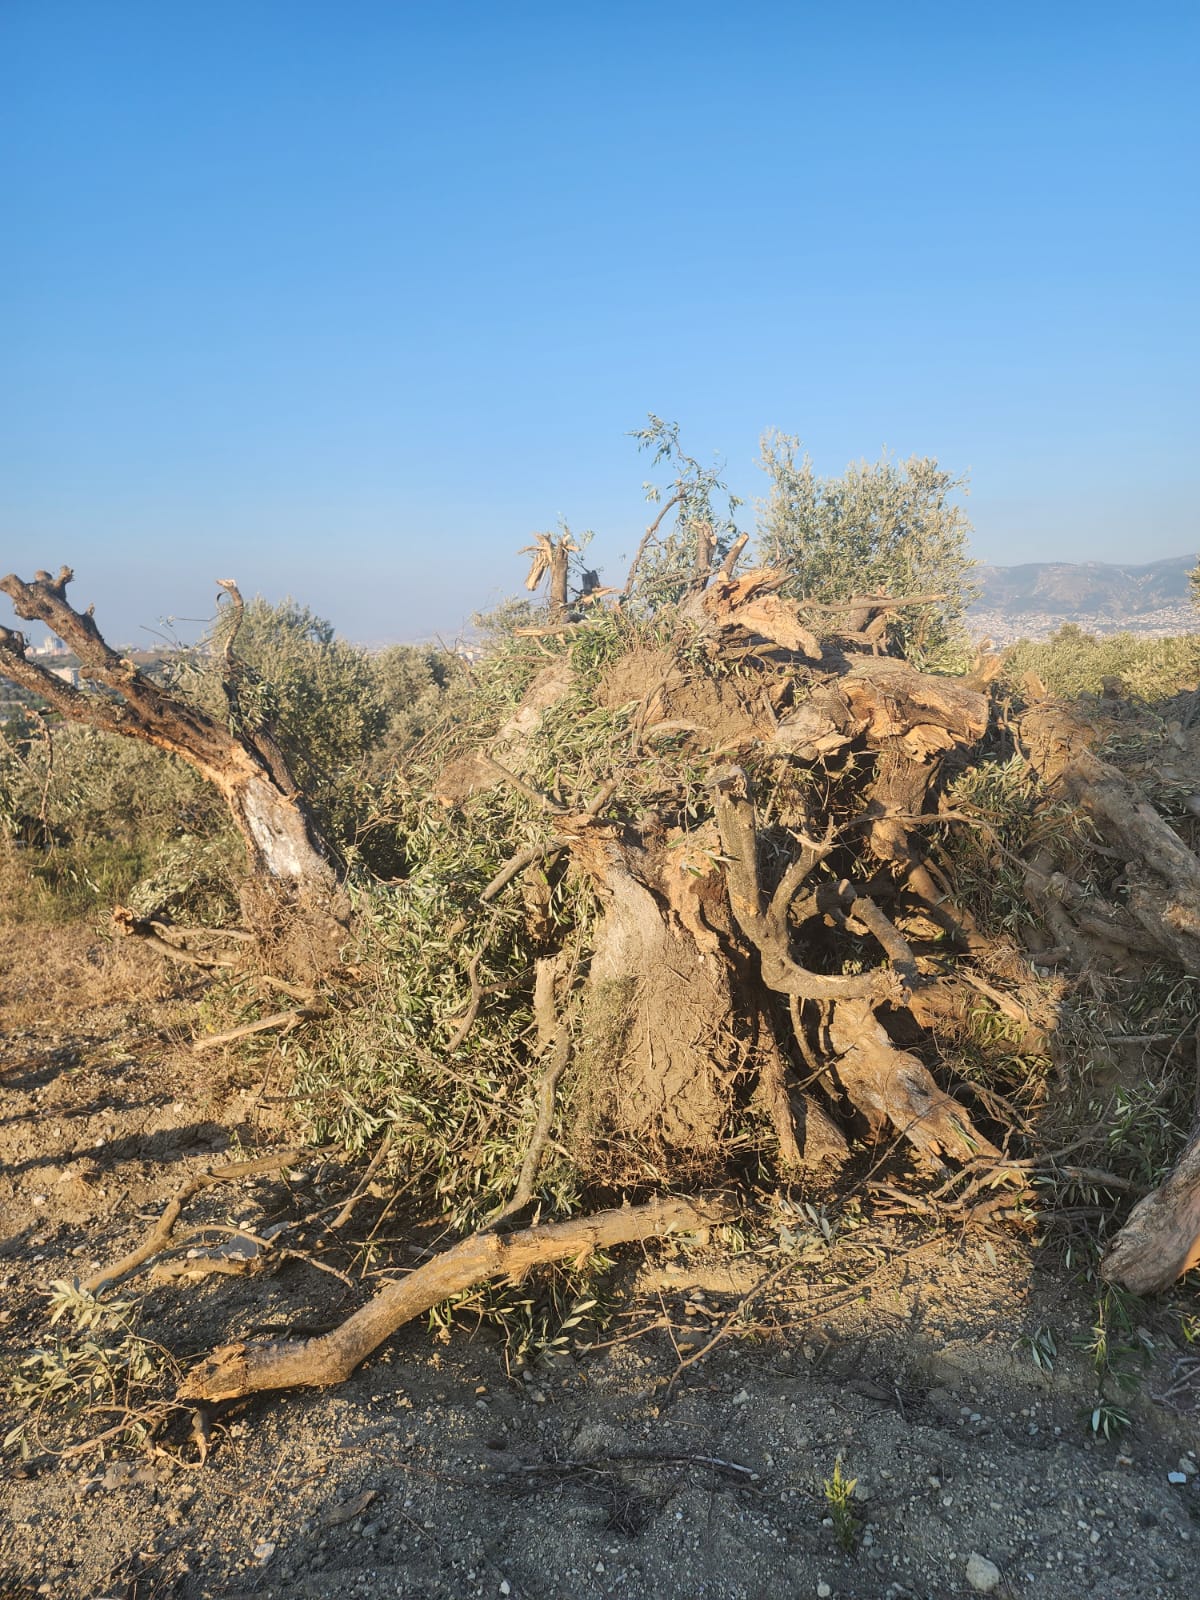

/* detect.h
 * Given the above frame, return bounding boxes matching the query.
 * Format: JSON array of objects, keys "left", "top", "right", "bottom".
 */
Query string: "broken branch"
[{"left": 178, "top": 1193, "right": 737, "bottom": 1401}]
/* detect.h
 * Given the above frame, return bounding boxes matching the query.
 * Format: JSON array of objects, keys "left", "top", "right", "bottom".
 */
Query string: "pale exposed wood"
[
  {"left": 192, "top": 1007, "right": 321, "bottom": 1053},
  {"left": 177, "top": 1194, "right": 737, "bottom": 1401},
  {"left": 684, "top": 567, "right": 822, "bottom": 659},
  {"left": 825, "top": 999, "right": 998, "bottom": 1162},
  {"left": 1100, "top": 1128, "right": 1200, "bottom": 1294}
]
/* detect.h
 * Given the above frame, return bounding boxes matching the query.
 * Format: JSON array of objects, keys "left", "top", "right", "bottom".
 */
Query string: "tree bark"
[
  {"left": 1100, "top": 1126, "right": 1200, "bottom": 1294},
  {"left": 1019, "top": 700, "right": 1200, "bottom": 973},
  {"left": 1, "top": 568, "right": 349, "bottom": 973},
  {"left": 178, "top": 1194, "right": 736, "bottom": 1401}
]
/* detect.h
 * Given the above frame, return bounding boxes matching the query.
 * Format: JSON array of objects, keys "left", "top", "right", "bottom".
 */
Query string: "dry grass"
[{"left": 0, "top": 918, "right": 181, "bottom": 1032}]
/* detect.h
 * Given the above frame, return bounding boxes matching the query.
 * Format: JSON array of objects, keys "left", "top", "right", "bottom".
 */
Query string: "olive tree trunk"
[{"left": 1, "top": 567, "right": 349, "bottom": 974}]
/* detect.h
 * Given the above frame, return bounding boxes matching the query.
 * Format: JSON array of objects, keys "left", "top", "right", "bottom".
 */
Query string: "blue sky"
[{"left": 2, "top": 1, "right": 1196, "bottom": 644}]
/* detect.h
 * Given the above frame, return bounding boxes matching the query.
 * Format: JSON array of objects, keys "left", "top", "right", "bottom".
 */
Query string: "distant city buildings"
[{"left": 966, "top": 603, "right": 1199, "bottom": 647}]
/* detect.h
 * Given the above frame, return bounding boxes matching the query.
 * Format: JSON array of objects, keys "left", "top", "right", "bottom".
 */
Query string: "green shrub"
[
  {"left": 757, "top": 433, "right": 977, "bottom": 660},
  {"left": 1001, "top": 625, "right": 1200, "bottom": 703}
]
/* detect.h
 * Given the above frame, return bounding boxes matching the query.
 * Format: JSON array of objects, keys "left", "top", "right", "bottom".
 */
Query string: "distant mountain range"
[
  {"left": 967, "top": 555, "right": 1197, "bottom": 641},
  {"left": 972, "top": 555, "right": 1194, "bottom": 616}
]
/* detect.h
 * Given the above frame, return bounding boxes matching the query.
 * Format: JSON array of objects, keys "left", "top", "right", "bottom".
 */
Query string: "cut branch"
[
  {"left": 192, "top": 1007, "right": 322, "bottom": 1054},
  {"left": 178, "top": 1193, "right": 737, "bottom": 1401},
  {"left": 83, "top": 1148, "right": 311, "bottom": 1296}
]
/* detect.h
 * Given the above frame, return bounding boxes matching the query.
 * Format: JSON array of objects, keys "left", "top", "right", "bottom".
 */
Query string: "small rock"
[
  {"left": 1167, "top": 1471, "right": 1188, "bottom": 1485},
  {"left": 965, "top": 1553, "right": 1000, "bottom": 1593},
  {"left": 253, "top": 1541, "right": 276, "bottom": 1563},
  {"left": 817, "top": 1585, "right": 832, "bottom": 1599}
]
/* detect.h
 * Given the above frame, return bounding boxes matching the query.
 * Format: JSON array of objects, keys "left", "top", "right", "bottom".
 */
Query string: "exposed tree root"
[{"left": 824, "top": 998, "right": 998, "bottom": 1162}]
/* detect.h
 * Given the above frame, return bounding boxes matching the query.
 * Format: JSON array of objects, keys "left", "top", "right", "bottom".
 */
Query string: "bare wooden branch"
[
  {"left": 111, "top": 907, "right": 241, "bottom": 972},
  {"left": 192, "top": 1007, "right": 322, "bottom": 1054},
  {"left": 718, "top": 532, "right": 750, "bottom": 581},
  {"left": 83, "top": 1149, "right": 311, "bottom": 1295},
  {"left": 492, "top": 1026, "right": 571, "bottom": 1223},
  {"left": 480, "top": 838, "right": 569, "bottom": 903},
  {"left": 622, "top": 492, "right": 684, "bottom": 598},
  {"left": 177, "top": 1193, "right": 737, "bottom": 1401}
]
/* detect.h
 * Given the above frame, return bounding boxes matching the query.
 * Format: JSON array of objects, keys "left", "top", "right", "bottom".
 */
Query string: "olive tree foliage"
[
  {"left": 0, "top": 594, "right": 452, "bottom": 910},
  {"left": 187, "top": 596, "right": 452, "bottom": 866},
  {"left": 199, "top": 597, "right": 387, "bottom": 796},
  {"left": 366, "top": 643, "right": 453, "bottom": 773},
  {"left": 1188, "top": 557, "right": 1200, "bottom": 610},
  {"left": 756, "top": 432, "right": 978, "bottom": 657},
  {"left": 625, "top": 416, "right": 744, "bottom": 608}
]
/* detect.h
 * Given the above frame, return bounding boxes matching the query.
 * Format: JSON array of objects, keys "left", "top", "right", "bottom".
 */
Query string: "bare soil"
[{"left": 2, "top": 926, "right": 1199, "bottom": 1600}]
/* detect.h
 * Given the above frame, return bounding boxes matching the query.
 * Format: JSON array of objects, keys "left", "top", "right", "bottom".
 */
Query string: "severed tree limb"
[
  {"left": 480, "top": 838, "right": 569, "bottom": 902},
  {"left": 1100, "top": 1128, "right": 1200, "bottom": 1294},
  {"left": 2, "top": 568, "right": 353, "bottom": 986},
  {"left": 492, "top": 1027, "right": 572, "bottom": 1223},
  {"left": 493, "top": 954, "right": 574, "bottom": 1221},
  {"left": 82, "top": 1149, "right": 312, "bottom": 1295},
  {"left": 718, "top": 531, "right": 750, "bottom": 581},
  {"left": 192, "top": 1007, "right": 323, "bottom": 1054},
  {"left": 111, "top": 907, "right": 241, "bottom": 972},
  {"left": 177, "top": 1193, "right": 737, "bottom": 1402}
]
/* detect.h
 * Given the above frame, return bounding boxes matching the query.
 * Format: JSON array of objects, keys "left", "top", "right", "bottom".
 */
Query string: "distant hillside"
[{"left": 971, "top": 555, "right": 1194, "bottom": 620}]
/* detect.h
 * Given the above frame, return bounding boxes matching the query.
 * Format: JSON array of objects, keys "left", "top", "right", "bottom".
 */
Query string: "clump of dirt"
[{"left": 596, "top": 644, "right": 773, "bottom": 752}]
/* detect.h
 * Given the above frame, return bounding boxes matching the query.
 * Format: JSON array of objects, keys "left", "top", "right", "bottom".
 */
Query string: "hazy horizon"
[{"left": 3, "top": 2, "right": 1196, "bottom": 646}]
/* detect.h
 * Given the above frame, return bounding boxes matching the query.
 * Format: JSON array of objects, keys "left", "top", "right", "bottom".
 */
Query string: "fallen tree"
[
  {"left": 1018, "top": 697, "right": 1200, "bottom": 1293},
  {"left": 6, "top": 533, "right": 1200, "bottom": 1430}
]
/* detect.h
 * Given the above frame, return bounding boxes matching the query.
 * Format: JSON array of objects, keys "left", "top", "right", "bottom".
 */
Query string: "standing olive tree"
[{"left": 757, "top": 432, "right": 978, "bottom": 658}]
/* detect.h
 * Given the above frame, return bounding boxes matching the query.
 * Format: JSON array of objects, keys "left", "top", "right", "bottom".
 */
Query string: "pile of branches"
[{"left": 4, "top": 550, "right": 1200, "bottom": 1411}]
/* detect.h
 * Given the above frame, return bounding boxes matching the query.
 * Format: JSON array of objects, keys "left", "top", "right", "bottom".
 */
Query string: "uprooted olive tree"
[{"left": 5, "top": 536, "right": 1200, "bottom": 1412}]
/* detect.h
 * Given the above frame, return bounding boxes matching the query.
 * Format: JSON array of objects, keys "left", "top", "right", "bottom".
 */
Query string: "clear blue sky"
[{"left": 2, "top": 1, "right": 1196, "bottom": 644}]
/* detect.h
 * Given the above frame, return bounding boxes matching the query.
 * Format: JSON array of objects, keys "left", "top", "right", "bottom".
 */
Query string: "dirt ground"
[{"left": 2, "top": 925, "right": 1199, "bottom": 1600}]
